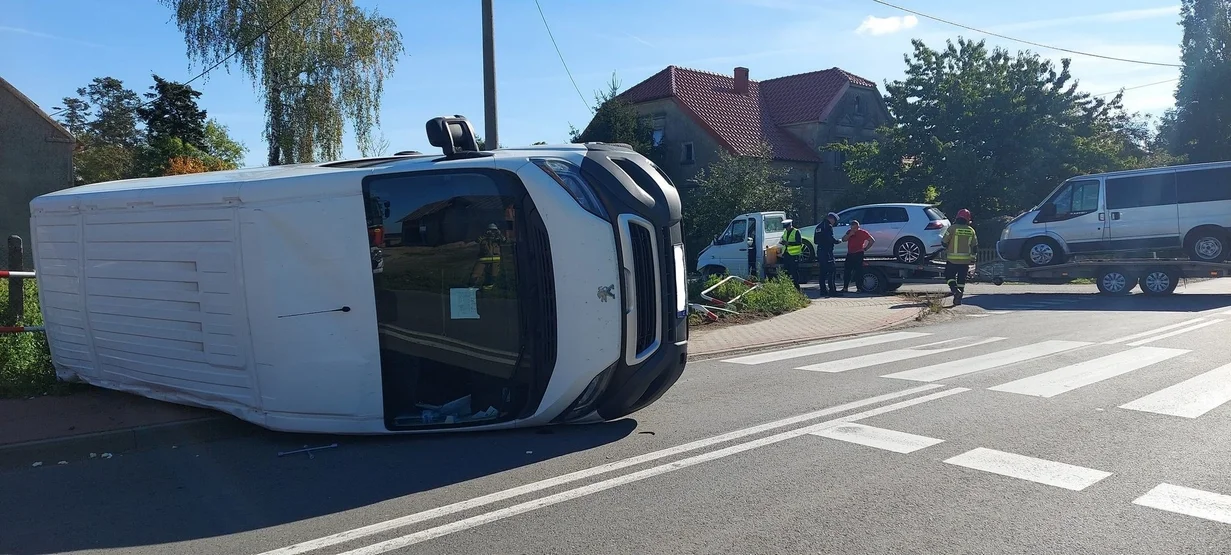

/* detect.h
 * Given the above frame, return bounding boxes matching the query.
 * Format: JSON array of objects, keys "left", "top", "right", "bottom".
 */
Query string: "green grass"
[
  {"left": 689, "top": 274, "right": 810, "bottom": 325},
  {"left": 0, "top": 279, "right": 60, "bottom": 398}
]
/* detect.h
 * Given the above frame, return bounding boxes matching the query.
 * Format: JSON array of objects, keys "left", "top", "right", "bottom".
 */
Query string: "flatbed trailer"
[
  {"left": 992, "top": 258, "right": 1231, "bottom": 295},
  {"left": 820, "top": 257, "right": 963, "bottom": 294}
]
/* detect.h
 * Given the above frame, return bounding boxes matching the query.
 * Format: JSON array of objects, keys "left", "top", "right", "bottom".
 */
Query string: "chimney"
[{"left": 734, "top": 67, "right": 749, "bottom": 95}]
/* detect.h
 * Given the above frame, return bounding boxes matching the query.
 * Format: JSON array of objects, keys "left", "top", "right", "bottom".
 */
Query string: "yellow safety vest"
[
  {"left": 782, "top": 229, "right": 803, "bottom": 256},
  {"left": 944, "top": 225, "right": 978, "bottom": 263}
]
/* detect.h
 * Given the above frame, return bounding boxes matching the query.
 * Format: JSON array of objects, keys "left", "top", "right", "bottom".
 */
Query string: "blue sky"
[{"left": 1, "top": 0, "right": 1184, "bottom": 168}]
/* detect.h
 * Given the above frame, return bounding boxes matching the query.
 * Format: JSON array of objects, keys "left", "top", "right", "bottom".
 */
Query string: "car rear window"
[{"left": 924, "top": 207, "right": 946, "bottom": 221}]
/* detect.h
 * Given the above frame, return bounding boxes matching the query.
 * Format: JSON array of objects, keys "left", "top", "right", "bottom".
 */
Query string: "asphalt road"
[{"left": 6, "top": 280, "right": 1231, "bottom": 554}]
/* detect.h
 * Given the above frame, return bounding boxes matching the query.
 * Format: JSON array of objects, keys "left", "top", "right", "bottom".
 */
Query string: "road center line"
[
  {"left": 335, "top": 387, "right": 971, "bottom": 555},
  {"left": 1126, "top": 319, "right": 1223, "bottom": 347},
  {"left": 1102, "top": 318, "right": 1208, "bottom": 345},
  {"left": 258, "top": 383, "right": 946, "bottom": 555}
]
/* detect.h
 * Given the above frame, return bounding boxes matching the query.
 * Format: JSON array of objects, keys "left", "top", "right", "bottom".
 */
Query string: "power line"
[
  {"left": 50, "top": 0, "right": 316, "bottom": 119},
  {"left": 869, "top": 0, "right": 1183, "bottom": 68},
  {"left": 533, "top": 0, "right": 591, "bottom": 112},
  {"left": 1093, "top": 78, "right": 1179, "bottom": 97}
]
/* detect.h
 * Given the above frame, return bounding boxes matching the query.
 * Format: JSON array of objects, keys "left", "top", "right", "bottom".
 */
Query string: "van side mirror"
[{"left": 746, "top": 237, "right": 754, "bottom": 247}]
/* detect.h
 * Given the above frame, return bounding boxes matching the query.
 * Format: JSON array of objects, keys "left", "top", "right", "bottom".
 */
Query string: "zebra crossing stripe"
[
  {"left": 988, "top": 347, "right": 1189, "bottom": 398},
  {"left": 1134, "top": 483, "right": 1231, "bottom": 525},
  {"left": 798, "top": 337, "right": 1006, "bottom": 373},
  {"left": 944, "top": 447, "right": 1111, "bottom": 491},
  {"left": 810, "top": 423, "right": 944, "bottom": 454},
  {"left": 723, "top": 332, "right": 930, "bottom": 365},
  {"left": 1120, "top": 362, "right": 1231, "bottom": 418},
  {"left": 881, "top": 340, "right": 1090, "bottom": 382}
]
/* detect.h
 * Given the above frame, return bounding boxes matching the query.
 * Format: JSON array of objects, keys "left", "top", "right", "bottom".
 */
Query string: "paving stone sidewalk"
[
  {"left": 689, "top": 293, "right": 924, "bottom": 358},
  {"left": 0, "top": 291, "right": 925, "bottom": 465}
]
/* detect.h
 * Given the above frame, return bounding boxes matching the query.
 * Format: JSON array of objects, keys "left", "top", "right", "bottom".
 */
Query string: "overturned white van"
[{"left": 29, "top": 116, "right": 689, "bottom": 434}]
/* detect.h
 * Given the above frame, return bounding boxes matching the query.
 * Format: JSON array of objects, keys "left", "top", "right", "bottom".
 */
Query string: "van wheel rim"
[
  {"left": 1029, "top": 243, "right": 1054, "bottom": 265},
  {"left": 1195, "top": 237, "right": 1223, "bottom": 260},
  {"left": 1145, "top": 271, "right": 1170, "bottom": 292},
  {"left": 897, "top": 242, "right": 921, "bottom": 262},
  {"left": 1102, "top": 272, "right": 1127, "bottom": 293}
]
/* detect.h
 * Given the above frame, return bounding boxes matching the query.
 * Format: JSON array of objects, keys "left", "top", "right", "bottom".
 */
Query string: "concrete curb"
[{"left": 0, "top": 415, "right": 257, "bottom": 469}]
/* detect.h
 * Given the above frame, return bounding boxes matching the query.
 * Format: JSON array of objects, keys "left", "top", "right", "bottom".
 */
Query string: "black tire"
[
  {"left": 1185, "top": 228, "right": 1228, "bottom": 262},
  {"left": 992, "top": 276, "right": 1005, "bottom": 286},
  {"left": 885, "top": 283, "right": 903, "bottom": 292},
  {"left": 701, "top": 266, "right": 726, "bottom": 280},
  {"left": 1096, "top": 267, "right": 1136, "bottom": 295},
  {"left": 1024, "top": 237, "right": 1065, "bottom": 267},
  {"left": 1140, "top": 268, "right": 1179, "bottom": 295},
  {"left": 858, "top": 269, "right": 888, "bottom": 294},
  {"left": 894, "top": 237, "right": 926, "bottom": 264}
]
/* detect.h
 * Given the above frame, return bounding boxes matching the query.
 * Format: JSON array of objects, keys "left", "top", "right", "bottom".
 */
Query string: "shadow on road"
[
  {"left": 0, "top": 419, "right": 638, "bottom": 554},
  {"left": 961, "top": 292, "right": 1231, "bottom": 313}
]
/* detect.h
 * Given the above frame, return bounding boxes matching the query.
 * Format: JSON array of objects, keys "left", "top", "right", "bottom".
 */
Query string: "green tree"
[
  {"left": 160, "top": 0, "right": 404, "bottom": 166},
  {"left": 683, "top": 143, "right": 793, "bottom": 261},
  {"left": 571, "top": 74, "right": 661, "bottom": 160},
  {"left": 79, "top": 77, "right": 142, "bottom": 148},
  {"left": 201, "top": 120, "right": 248, "bottom": 169},
  {"left": 1165, "top": 0, "right": 1231, "bottom": 162},
  {"left": 59, "top": 77, "right": 142, "bottom": 184},
  {"left": 835, "top": 38, "right": 1174, "bottom": 218},
  {"left": 138, "top": 74, "right": 207, "bottom": 149}
]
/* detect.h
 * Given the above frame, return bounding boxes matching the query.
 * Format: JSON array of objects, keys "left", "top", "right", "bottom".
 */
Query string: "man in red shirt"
[{"left": 840, "top": 220, "right": 875, "bottom": 294}]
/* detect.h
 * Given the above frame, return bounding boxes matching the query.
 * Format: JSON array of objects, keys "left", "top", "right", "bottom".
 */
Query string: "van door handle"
[
  {"left": 1099, "top": 213, "right": 1105, "bottom": 222},
  {"left": 1111, "top": 212, "right": 1121, "bottom": 220}
]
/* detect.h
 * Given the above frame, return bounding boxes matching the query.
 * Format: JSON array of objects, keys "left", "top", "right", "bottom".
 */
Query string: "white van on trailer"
[
  {"left": 998, "top": 161, "right": 1231, "bottom": 267},
  {"left": 28, "top": 116, "right": 689, "bottom": 434}
]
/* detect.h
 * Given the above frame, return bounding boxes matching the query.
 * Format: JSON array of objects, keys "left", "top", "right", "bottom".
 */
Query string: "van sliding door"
[{"left": 1105, "top": 172, "right": 1180, "bottom": 252}]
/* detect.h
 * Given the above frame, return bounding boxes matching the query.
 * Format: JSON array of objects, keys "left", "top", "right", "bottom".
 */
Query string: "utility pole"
[{"left": 481, "top": 0, "right": 498, "bottom": 150}]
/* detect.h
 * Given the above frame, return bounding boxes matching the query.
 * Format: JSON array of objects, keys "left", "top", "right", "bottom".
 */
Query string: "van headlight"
[
  {"left": 1001, "top": 227, "right": 1011, "bottom": 241},
  {"left": 532, "top": 158, "right": 609, "bottom": 220},
  {"left": 673, "top": 244, "right": 687, "bottom": 318}
]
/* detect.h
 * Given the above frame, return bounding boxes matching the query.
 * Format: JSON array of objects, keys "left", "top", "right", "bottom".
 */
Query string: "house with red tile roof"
[{"left": 617, "top": 65, "right": 889, "bottom": 224}]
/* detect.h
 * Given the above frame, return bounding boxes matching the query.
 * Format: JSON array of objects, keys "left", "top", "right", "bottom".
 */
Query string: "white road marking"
[
  {"left": 881, "top": 340, "right": 1090, "bottom": 382},
  {"left": 798, "top": 337, "right": 1006, "bottom": 373},
  {"left": 1221, "top": 310, "right": 1231, "bottom": 317},
  {"left": 1120, "top": 362, "right": 1231, "bottom": 418},
  {"left": 334, "top": 388, "right": 971, "bottom": 555},
  {"left": 810, "top": 423, "right": 944, "bottom": 453},
  {"left": 1103, "top": 318, "right": 1209, "bottom": 345},
  {"left": 723, "top": 331, "right": 931, "bottom": 365},
  {"left": 985, "top": 311, "right": 1013, "bottom": 315},
  {"left": 1126, "top": 319, "right": 1223, "bottom": 347},
  {"left": 256, "top": 383, "right": 947, "bottom": 555},
  {"left": 969, "top": 314, "right": 991, "bottom": 318},
  {"left": 943, "top": 447, "right": 1112, "bottom": 491},
  {"left": 988, "top": 347, "right": 1189, "bottom": 398},
  {"left": 1133, "top": 483, "right": 1231, "bottom": 525}
]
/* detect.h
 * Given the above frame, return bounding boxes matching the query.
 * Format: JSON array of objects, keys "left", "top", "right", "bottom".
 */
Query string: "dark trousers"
[
  {"left": 843, "top": 252, "right": 865, "bottom": 291},
  {"left": 944, "top": 262, "right": 969, "bottom": 293},
  {"left": 819, "top": 257, "right": 837, "bottom": 295},
  {"left": 782, "top": 253, "right": 801, "bottom": 289}
]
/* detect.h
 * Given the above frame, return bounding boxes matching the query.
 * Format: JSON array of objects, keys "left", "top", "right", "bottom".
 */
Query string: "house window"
[
  {"left": 854, "top": 96, "right": 864, "bottom": 115},
  {"left": 652, "top": 129, "right": 664, "bottom": 147},
  {"left": 681, "top": 142, "right": 695, "bottom": 164}
]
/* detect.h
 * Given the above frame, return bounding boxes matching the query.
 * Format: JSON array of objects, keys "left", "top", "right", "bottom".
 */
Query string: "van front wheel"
[
  {"left": 1024, "top": 238, "right": 1065, "bottom": 267},
  {"left": 1186, "top": 229, "right": 1228, "bottom": 262}
]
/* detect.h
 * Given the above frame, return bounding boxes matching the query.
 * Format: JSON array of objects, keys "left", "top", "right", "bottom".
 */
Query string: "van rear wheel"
[{"left": 1186, "top": 229, "right": 1228, "bottom": 262}]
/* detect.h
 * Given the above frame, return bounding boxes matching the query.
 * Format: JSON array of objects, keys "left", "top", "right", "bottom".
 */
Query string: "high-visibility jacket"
[
  {"left": 781, "top": 228, "right": 804, "bottom": 256},
  {"left": 478, "top": 230, "right": 505, "bottom": 262},
  {"left": 943, "top": 224, "right": 978, "bottom": 264}
]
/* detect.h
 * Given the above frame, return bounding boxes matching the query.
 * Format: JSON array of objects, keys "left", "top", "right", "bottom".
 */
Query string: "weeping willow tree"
[{"left": 159, "top": 0, "right": 403, "bottom": 165}]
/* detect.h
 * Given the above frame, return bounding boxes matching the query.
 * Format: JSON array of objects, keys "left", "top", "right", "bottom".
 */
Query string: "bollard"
[{"left": 6, "top": 235, "right": 23, "bottom": 323}]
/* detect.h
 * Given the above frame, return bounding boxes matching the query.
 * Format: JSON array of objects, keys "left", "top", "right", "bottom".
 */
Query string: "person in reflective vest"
[
  {"left": 778, "top": 219, "right": 805, "bottom": 290},
  {"left": 471, "top": 223, "right": 506, "bottom": 289},
  {"left": 943, "top": 208, "right": 978, "bottom": 305}
]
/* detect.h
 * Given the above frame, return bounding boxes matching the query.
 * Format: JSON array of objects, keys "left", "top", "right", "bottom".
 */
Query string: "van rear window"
[{"left": 925, "top": 207, "right": 946, "bottom": 221}]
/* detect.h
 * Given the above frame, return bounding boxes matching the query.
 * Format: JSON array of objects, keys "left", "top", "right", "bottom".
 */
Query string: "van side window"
[
  {"left": 1050, "top": 180, "right": 1100, "bottom": 216},
  {"left": 1106, "top": 172, "right": 1177, "bottom": 209},
  {"left": 1176, "top": 167, "right": 1231, "bottom": 204},
  {"left": 722, "top": 219, "right": 748, "bottom": 244}
]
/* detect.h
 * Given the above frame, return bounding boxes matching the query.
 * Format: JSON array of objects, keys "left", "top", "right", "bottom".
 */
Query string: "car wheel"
[
  {"left": 1096, "top": 267, "right": 1135, "bottom": 295},
  {"left": 1186, "top": 229, "right": 1228, "bottom": 262},
  {"left": 701, "top": 266, "right": 726, "bottom": 281},
  {"left": 1141, "top": 268, "right": 1179, "bottom": 295},
  {"left": 858, "top": 269, "right": 888, "bottom": 294},
  {"left": 1024, "top": 238, "right": 1065, "bottom": 267},
  {"left": 894, "top": 237, "right": 925, "bottom": 264}
]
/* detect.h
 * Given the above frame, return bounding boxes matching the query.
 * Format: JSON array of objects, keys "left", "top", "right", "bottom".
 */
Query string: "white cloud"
[
  {"left": 0, "top": 25, "right": 104, "bottom": 48},
  {"left": 856, "top": 15, "right": 919, "bottom": 36}
]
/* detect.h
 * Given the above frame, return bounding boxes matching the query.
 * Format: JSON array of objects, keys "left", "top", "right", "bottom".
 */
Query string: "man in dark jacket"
[{"left": 814, "top": 212, "right": 841, "bottom": 297}]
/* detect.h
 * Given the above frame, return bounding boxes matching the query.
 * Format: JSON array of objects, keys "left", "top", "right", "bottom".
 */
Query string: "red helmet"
[{"left": 956, "top": 208, "right": 972, "bottom": 222}]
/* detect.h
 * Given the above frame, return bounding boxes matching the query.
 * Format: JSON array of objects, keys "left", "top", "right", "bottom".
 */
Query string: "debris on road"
[{"left": 277, "top": 443, "right": 339, "bottom": 459}]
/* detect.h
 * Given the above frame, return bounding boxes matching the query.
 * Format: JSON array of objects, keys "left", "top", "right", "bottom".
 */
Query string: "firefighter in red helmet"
[{"left": 942, "top": 209, "right": 978, "bottom": 305}]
